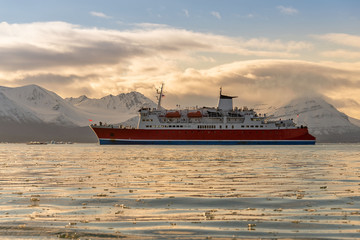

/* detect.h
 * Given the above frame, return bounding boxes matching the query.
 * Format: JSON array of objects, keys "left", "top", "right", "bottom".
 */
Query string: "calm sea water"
[{"left": 0, "top": 143, "right": 359, "bottom": 239}]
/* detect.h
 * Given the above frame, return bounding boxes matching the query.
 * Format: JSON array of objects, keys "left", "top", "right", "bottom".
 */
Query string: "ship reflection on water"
[{"left": 0, "top": 144, "right": 359, "bottom": 239}]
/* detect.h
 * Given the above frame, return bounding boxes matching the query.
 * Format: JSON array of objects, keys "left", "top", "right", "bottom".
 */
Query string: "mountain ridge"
[
  {"left": 266, "top": 96, "right": 360, "bottom": 142},
  {"left": 0, "top": 84, "right": 156, "bottom": 142}
]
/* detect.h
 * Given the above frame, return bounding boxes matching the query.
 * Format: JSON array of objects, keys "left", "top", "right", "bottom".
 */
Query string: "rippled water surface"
[{"left": 0, "top": 143, "right": 359, "bottom": 239}]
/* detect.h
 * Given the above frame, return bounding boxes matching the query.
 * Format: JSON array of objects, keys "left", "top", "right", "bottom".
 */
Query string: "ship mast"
[{"left": 156, "top": 83, "right": 164, "bottom": 110}]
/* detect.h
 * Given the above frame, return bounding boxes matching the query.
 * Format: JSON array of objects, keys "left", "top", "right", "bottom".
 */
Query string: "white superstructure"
[{"left": 137, "top": 85, "right": 298, "bottom": 130}]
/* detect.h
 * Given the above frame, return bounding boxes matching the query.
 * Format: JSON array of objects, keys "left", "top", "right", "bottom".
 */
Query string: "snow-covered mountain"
[
  {"left": 0, "top": 85, "right": 156, "bottom": 142},
  {"left": 0, "top": 89, "right": 42, "bottom": 123},
  {"left": 267, "top": 96, "right": 360, "bottom": 142},
  {"left": 0, "top": 85, "right": 90, "bottom": 126},
  {"left": 66, "top": 91, "right": 156, "bottom": 125},
  {"left": 0, "top": 85, "right": 156, "bottom": 127}
]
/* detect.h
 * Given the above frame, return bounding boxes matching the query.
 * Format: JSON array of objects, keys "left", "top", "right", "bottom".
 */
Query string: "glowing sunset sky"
[{"left": 0, "top": 0, "right": 359, "bottom": 118}]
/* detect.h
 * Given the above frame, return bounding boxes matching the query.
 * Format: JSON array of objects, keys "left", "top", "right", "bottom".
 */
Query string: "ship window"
[
  {"left": 246, "top": 125, "right": 249, "bottom": 128},
  {"left": 260, "top": 125, "right": 263, "bottom": 128},
  {"left": 219, "top": 125, "right": 222, "bottom": 129},
  {"left": 251, "top": 125, "right": 254, "bottom": 128},
  {"left": 226, "top": 125, "right": 228, "bottom": 129},
  {"left": 255, "top": 125, "right": 259, "bottom": 128},
  {"left": 241, "top": 125, "right": 244, "bottom": 128},
  {"left": 232, "top": 125, "right": 234, "bottom": 129}
]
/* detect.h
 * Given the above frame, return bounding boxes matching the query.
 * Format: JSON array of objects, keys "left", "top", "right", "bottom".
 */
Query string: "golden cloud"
[{"left": 0, "top": 22, "right": 359, "bottom": 118}]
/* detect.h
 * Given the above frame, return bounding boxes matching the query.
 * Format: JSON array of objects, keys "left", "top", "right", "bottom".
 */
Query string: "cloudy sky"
[{"left": 1, "top": 0, "right": 360, "bottom": 118}]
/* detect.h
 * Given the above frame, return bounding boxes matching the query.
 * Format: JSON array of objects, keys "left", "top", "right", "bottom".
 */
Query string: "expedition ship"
[{"left": 90, "top": 84, "right": 316, "bottom": 145}]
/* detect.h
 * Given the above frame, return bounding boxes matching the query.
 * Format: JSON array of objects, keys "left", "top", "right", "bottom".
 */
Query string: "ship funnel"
[{"left": 218, "top": 88, "right": 237, "bottom": 111}]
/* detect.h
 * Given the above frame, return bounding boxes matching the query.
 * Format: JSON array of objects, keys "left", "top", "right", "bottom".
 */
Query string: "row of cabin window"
[
  {"left": 201, "top": 125, "right": 265, "bottom": 129},
  {"left": 142, "top": 118, "right": 153, "bottom": 121},
  {"left": 145, "top": 125, "right": 184, "bottom": 128},
  {"left": 198, "top": 125, "right": 216, "bottom": 129},
  {"left": 145, "top": 125, "right": 265, "bottom": 129}
]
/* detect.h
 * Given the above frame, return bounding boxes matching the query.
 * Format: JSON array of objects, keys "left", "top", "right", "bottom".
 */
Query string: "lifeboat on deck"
[
  {"left": 187, "top": 111, "right": 202, "bottom": 118},
  {"left": 165, "top": 111, "right": 181, "bottom": 118}
]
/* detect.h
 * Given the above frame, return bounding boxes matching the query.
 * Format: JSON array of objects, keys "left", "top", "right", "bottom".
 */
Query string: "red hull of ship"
[{"left": 90, "top": 126, "right": 316, "bottom": 145}]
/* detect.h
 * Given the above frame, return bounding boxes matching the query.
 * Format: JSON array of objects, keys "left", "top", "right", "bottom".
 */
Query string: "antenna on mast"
[{"left": 156, "top": 83, "right": 164, "bottom": 110}]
